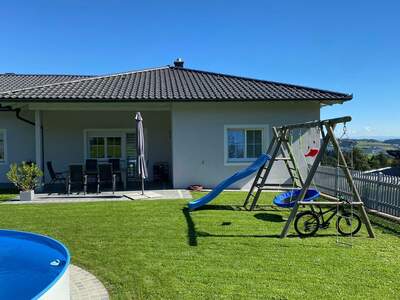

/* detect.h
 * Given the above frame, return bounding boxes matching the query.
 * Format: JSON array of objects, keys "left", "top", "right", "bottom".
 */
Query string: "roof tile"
[{"left": 0, "top": 66, "right": 352, "bottom": 102}]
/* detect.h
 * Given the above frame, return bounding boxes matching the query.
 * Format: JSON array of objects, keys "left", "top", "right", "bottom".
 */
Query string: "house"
[{"left": 0, "top": 59, "right": 352, "bottom": 190}]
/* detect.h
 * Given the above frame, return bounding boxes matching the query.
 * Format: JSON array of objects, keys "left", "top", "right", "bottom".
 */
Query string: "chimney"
[{"left": 173, "top": 58, "right": 184, "bottom": 68}]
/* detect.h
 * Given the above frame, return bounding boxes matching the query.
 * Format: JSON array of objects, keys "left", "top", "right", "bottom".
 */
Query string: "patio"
[
  {"left": 26, "top": 109, "right": 172, "bottom": 192},
  {"left": 3, "top": 189, "right": 191, "bottom": 204}
]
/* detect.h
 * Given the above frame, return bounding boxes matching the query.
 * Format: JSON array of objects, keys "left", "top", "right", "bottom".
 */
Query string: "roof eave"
[{"left": 0, "top": 97, "right": 352, "bottom": 103}]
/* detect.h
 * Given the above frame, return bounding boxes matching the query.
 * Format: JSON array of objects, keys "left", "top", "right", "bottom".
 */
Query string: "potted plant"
[{"left": 6, "top": 162, "right": 43, "bottom": 201}]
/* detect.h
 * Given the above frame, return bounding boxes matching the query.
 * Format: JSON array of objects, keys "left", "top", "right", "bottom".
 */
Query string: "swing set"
[{"left": 243, "top": 116, "right": 375, "bottom": 239}]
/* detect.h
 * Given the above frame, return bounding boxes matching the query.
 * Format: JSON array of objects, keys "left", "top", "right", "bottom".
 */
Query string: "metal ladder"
[{"left": 243, "top": 128, "right": 304, "bottom": 210}]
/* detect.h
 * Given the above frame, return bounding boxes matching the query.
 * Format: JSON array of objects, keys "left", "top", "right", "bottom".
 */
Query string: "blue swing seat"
[{"left": 273, "top": 188, "right": 320, "bottom": 208}]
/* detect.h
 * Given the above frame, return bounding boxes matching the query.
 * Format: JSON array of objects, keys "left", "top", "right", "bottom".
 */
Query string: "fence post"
[
  {"left": 335, "top": 166, "right": 339, "bottom": 197},
  {"left": 375, "top": 173, "right": 382, "bottom": 211}
]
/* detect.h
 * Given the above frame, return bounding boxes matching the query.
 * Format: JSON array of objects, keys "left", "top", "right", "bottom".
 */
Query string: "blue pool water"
[{"left": 0, "top": 230, "right": 70, "bottom": 299}]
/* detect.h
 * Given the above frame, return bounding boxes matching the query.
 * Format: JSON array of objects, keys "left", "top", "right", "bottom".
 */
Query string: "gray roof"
[
  {"left": 0, "top": 73, "right": 93, "bottom": 93},
  {"left": 0, "top": 66, "right": 352, "bottom": 102}
]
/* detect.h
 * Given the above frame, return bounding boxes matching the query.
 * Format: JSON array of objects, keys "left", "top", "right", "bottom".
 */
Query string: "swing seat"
[
  {"left": 305, "top": 148, "right": 319, "bottom": 157},
  {"left": 273, "top": 189, "right": 320, "bottom": 208}
]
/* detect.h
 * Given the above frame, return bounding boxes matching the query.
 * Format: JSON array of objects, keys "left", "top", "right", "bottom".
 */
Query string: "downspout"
[{"left": 0, "top": 105, "right": 45, "bottom": 174}]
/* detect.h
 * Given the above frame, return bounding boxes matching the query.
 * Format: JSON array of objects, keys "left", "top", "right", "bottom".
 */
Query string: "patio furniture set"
[{"left": 47, "top": 159, "right": 123, "bottom": 195}]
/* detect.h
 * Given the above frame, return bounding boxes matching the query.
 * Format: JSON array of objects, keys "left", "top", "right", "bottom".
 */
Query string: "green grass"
[
  {"left": 0, "top": 194, "right": 15, "bottom": 201},
  {"left": 0, "top": 192, "right": 399, "bottom": 299},
  {"left": 356, "top": 140, "right": 398, "bottom": 153},
  {"left": 0, "top": 190, "right": 17, "bottom": 202}
]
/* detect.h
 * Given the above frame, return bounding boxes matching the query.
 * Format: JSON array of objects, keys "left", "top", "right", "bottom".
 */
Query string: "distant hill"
[
  {"left": 384, "top": 139, "right": 400, "bottom": 146},
  {"left": 332, "top": 138, "right": 400, "bottom": 155}
]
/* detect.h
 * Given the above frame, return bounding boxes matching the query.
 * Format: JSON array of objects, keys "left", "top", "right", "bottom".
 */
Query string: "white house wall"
[
  {"left": 0, "top": 110, "right": 171, "bottom": 184},
  {"left": 0, "top": 103, "right": 321, "bottom": 189},
  {"left": 171, "top": 102, "right": 320, "bottom": 189},
  {"left": 0, "top": 111, "right": 35, "bottom": 184},
  {"left": 42, "top": 110, "right": 171, "bottom": 182}
]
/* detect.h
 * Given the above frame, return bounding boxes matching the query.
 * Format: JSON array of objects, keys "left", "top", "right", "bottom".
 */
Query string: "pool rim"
[{"left": 0, "top": 229, "right": 71, "bottom": 300}]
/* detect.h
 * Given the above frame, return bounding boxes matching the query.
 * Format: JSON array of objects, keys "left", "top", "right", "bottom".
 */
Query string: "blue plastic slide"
[{"left": 188, "top": 154, "right": 271, "bottom": 210}]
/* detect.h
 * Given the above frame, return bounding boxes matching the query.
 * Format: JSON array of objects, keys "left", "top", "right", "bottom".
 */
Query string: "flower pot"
[{"left": 20, "top": 190, "right": 34, "bottom": 201}]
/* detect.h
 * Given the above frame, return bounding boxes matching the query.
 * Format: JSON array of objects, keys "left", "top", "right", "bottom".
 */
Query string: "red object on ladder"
[{"left": 305, "top": 148, "right": 319, "bottom": 157}]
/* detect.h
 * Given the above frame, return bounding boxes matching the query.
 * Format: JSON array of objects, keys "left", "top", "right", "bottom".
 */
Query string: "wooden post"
[
  {"left": 326, "top": 125, "right": 375, "bottom": 238},
  {"left": 280, "top": 125, "right": 333, "bottom": 238}
]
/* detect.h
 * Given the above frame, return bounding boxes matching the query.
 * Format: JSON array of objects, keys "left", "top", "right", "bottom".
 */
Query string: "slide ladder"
[{"left": 243, "top": 127, "right": 304, "bottom": 210}]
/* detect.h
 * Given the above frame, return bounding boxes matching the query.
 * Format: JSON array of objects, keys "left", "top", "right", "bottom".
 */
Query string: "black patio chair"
[
  {"left": 66, "top": 165, "right": 87, "bottom": 195},
  {"left": 85, "top": 159, "right": 98, "bottom": 175},
  {"left": 47, "top": 161, "right": 66, "bottom": 185},
  {"left": 108, "top": 158, "right": 122, "bottom": 186},
  {"left": 97, "top": 163, "right": 116, "bottom": 194},
  {"left": 85, "top": 159, "right": 99, "bottom": 184}
]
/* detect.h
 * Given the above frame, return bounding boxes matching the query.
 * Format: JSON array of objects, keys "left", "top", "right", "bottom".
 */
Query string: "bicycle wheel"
[
  {"left": 294, "top": 211, "right": 320, "bottom": 237},
  {"left": 336, "top": 211, "right": 362, "bottom": 236}
]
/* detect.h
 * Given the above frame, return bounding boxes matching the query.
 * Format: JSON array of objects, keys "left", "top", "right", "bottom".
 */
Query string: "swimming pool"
[{"left": 0, "top": 229, "right": 70, "bottom": 300}]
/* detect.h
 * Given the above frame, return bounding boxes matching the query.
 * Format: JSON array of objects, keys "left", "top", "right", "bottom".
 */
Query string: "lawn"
[
  {"left": 0, "top": 192, "right": 399, "bottom": 299},
  {"left": 0, "top": 190, "right": 16, "bottom": 202},
  {"left": 0, "top": 194, "right": 15, "bottom": 201}
]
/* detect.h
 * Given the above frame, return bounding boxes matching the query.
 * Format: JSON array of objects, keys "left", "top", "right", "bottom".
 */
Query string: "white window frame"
[
  {"left": 0, "top": 129, "right": 7, "bottom": 165},
  {"left": 88, "top": 136, "right": 123, "bottom": 160},
  {"left": 224, "top": 125, "right": 269, "bottom": 166},
  {"left": 83, "top": 128, "right": 148, "bottom": 162},
  {"left": 84, "top": 129, "right": 130, "bottom": 162}
]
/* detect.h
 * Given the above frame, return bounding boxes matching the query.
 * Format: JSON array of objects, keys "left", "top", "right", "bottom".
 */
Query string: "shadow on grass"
[
  {"left": 254, "top": 213, "right": 285, "bottom": 223},
  {"left": 182, "top": 208, "right": 197, "bottom": 246},
  {"left": 197, "top": 231, "right": 282, "bottom": 238},
  {"left": 370, "top": 217, "right": 400, "bottom": 237},
  {"left": 194, "top": 204, "right": 244, "bottom": 211},
  {"left": 182, "top": 207, "right": 295, "bottom": 241},
  {"left": 182, "top": 207, "right": 343, "bottom": 245},
  {"left": 194, "top": 204, "right": 279, "bottom": 212}
]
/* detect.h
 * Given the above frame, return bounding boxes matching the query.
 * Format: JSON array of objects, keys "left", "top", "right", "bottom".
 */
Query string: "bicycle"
[{"left": 294, "top": 200, "right": 362, "bottom": 237}]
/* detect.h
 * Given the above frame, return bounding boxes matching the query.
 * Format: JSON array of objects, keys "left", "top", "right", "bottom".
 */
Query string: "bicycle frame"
[{"left": 310, "top": 205, "right": 346, "bottom": 227}]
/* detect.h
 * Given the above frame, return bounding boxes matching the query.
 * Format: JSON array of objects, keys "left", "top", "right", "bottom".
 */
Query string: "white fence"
[{"left": 314, "top": 165, "right": 400, "bottom": 217}]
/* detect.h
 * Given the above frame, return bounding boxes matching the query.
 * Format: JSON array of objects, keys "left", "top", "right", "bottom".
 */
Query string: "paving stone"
[{"left": 70, "top": 264, "right": 109, "bottom": 300}]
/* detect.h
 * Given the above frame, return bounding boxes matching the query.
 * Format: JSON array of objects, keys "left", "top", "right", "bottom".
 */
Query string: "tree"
[
  {"left": 391, "top": 158, "right": 400, "bottom": 168},
  {"left": 348, "top": 147, "right": 370, "bottom": 171},
  {"left": 322, "top": 150, "right": 337, "bottom": 167},
  {"left": 369, "top": 153, "right": 391, "bottom": 169}
]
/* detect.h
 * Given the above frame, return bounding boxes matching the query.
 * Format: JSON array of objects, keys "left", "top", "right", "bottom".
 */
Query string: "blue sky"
[{"left": 0, "top": 1, "right": 399, "bottom": 138}]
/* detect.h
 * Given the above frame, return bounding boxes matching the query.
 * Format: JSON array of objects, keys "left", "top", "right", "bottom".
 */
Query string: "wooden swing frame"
[{"left": 243, "top": 116, "right": 375, "bottom": 238}]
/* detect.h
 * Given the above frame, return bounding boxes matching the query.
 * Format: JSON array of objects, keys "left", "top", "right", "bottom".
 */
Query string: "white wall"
[
  {"left": 43, "top": 110, "right": 171, "bottom": 181},
  {"left": 0, "top": 103, "right": 321, "bottom": 189},
  {"left": 0, "top": 111, "right": 35, "bottom": 184},
  {"left": 171, "top": 102, "right": 320, "bottom": 189},
  {"left": 0, "top": 110, "right": 171, "bottom": 184}
]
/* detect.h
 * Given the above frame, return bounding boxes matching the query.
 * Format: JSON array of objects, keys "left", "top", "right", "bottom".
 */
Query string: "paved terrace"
[{"left": 2, "top": 189, "right": 192, "bottom": 204}]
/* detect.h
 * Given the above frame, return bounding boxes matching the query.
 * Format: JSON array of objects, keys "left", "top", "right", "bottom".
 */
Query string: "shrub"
[{"left": 6, "top": 162, "right": 43, "bottom": 191}]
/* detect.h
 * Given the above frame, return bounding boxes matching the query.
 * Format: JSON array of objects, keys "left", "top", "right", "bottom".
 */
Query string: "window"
[
  {"left": 88, "top": 136, "right": 121, "bottom": 159},
  {"left": 89, "top": 137, "right": 105, "bottom": 158},
  {"left": 0, "top": 130, "right": 6, "bottom": 164},
  {"left": 106, "top": 137, "right": 122, "bottom": 158},
  {"left": 225, "top": 126, "right": 266, "bottom": 164}
]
